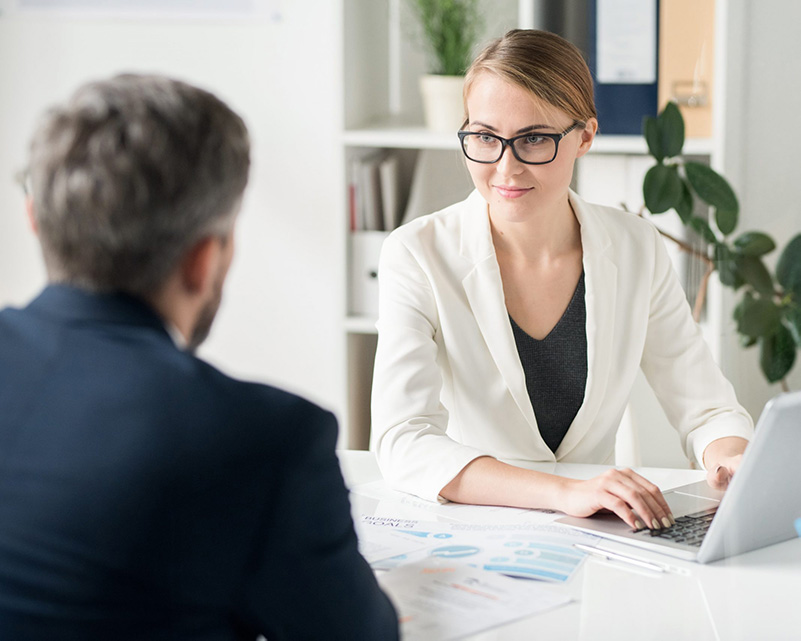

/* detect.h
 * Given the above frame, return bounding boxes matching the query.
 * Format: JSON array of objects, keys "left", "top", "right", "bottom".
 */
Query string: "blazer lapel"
[
  {"left": 459, "top": 192, "right": 540, "bottom": 432},
  {"left": 556, "top": 192, "right": 617, "bottom": 458}
]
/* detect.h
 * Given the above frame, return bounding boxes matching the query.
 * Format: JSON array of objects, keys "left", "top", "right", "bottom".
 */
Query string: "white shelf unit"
[
  {"left": 338, "top": 0, "right": 724, "bottom": 455},
  {"left": 344, "top": 125, "right": 714, "bottom": 156},
  {"left": 340, "top": 0, "right": 520, "bottom": 448}
]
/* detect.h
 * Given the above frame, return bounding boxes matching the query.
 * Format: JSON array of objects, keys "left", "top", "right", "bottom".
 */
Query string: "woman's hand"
[
  {"left": 705, "top": 453, "right": 744, "bottom": 490},
  {"left": 703, "top": 437, "right": 749, "bottom": 490},
  {"left": 559, "top": 468, "right": 674, "bottom": 531}
]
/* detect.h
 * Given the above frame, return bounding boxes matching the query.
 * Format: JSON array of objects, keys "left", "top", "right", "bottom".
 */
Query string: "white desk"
[{"left": 338, "top": 450, "right": 801, "bottom": 641}]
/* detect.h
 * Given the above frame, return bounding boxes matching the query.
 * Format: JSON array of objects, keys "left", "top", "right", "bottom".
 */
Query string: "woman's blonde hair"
[{"left": 464, "top": 29, "right": 597, "bottom": 125}]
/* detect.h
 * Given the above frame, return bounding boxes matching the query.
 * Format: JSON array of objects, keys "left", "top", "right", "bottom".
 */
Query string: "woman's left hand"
[
  {"left": 703, "top": 437, "right": 749, "bottom": 490},
  {"left": 706, "top": 453, "right": 743, "bottom": 490}
]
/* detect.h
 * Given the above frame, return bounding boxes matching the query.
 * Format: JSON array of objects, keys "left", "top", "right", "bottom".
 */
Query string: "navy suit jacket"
[{"left": 0, "top": 286, "right": 398, "bottom": 640}]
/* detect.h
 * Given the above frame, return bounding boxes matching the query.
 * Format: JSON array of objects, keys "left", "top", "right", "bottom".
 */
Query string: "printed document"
[
  {"left": 378, "top": 560, "right": 571, "bottom": 640},
  {"left": 359, "top": 516, "right": 599, "bottom": 582}
]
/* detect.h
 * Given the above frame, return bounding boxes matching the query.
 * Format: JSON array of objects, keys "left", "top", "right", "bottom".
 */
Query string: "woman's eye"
[
  {"left": 477, "top": 134, "right": 496, "bottom": 144},
  {"left": 523, "top": 135, "right": 547, "bottom": 145}
]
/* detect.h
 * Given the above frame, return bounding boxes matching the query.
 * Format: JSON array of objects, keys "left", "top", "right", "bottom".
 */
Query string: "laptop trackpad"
[{"left": 664, "top": 481, "right": 723, "bottom": 517}]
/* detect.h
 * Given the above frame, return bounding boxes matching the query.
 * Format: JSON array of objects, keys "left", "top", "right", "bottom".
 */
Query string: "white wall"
[
  {"left": 717, "top": 0, "right": 801, "bottom": 420},
  {"left": 0, "top": 3, "right": 347, "bottom": 418}
]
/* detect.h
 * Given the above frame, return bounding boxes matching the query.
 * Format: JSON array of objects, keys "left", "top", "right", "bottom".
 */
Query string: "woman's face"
[{"left": 462, "top": 72, "right": 597, "bottom": 223}]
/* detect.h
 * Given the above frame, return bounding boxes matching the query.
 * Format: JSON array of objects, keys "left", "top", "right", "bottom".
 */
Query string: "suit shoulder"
[
  {"left": 197, "top": 363, "right": 338, "bottom": 439},
  {"left": 388, "top": 195, "right": 471, "bottom": 249},
  {"left": 579, "top": 198, "right": 663, "bottom": 248}
]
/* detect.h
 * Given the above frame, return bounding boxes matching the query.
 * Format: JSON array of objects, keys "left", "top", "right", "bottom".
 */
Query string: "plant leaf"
[
  {"left": 733, "top": 292, "right": 751, "bottom": 323},
  {"left": 785, "top": 305, "right": 801, "bottom": 346},
  {"left": 736, "top": 295, "right": 782, "bottom": 337},
  {"left": 643, "top": 164, "right": 683, "bottom": 214},
  {"left": 643, "top": 116, "right": 663, "bottom": 162},
  {"left": 715, "top": 243, "right": 742, "bottom": 289},
  {"left": 715, "top": 209, "right": 738, "bottom": 237},
  {"left": 658, "top": 102, "right": 685, "bottom": 158},
  {"left": 684, "top": 162, "right": 739, "bottom": 234},
  {"left": 733, "top": 231, "right": 776, "bottom": 257},
  {"left": 736, "top": 255, "right": 774, "bottom": 296},
  {"left": 776, "top": 233, "right": 801, "bottom": 298},
  {"left": 675, "top": 179, "right": 694, "bottom": 224},
  {"left": 740, "top": 334, "right": 757, "bottom": 348},
  {"left": 410, "top": 0, "right": 483, "bottom": 75},
  {"left": 759, "top": 325, "right": 797, "bottom": 383},
  {"left": 689, "top": 216, "right": 717, "bottom": 244}
]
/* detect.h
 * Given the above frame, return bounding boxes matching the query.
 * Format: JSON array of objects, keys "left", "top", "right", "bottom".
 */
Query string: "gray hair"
[{"left": 27, "top": 73, "right": 250, "bottom": 296}]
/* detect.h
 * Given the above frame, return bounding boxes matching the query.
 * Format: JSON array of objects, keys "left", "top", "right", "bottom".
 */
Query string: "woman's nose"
[{"left": 495, "top": 143, "right": 524, "bottom": 177}]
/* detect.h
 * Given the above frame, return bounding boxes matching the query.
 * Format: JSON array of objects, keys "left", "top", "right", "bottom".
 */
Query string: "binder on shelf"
[
  {"left": 360, "top": 153, "right": 384, "bottom": 232},
  {"left": 657, "top": 0, "right": 714, "bottom": 138},
  {"left": 349, "top": 150, "right": 403, "bottom": 232},
  {"left": 588, "top": 0, "right": 659, "bottom": 135},
  {"left": 379, "top": 153, "right": 400, "bottom": 232},
  {"left": 349, "top": 154, "right": 366, "bottom": 232}
]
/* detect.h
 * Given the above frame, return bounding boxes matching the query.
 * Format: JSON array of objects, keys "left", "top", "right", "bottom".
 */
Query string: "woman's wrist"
[
  {"left": 702, "top": 436, "right": 749, "bottom": 471},
  {"left": 548, "top": 475, "right": 575, "bottom": 512}
]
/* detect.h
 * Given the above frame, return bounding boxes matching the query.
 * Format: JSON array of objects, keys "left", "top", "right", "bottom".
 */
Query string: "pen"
[{"left": 573, "top": 543, "right": 665, "bottom": 573}]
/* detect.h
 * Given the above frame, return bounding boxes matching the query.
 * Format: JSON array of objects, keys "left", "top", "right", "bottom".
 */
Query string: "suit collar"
[
  {"left": 459, "top": 190, "right": 537, "bottom": 438},
  {"left": 458, "top": 189, "right": 495, "bottom": 262},
  {"left": 28, "top": 285, "right": 174, "bottom": 342},
  {"left": 458, "top": 190, "right": 618, "bottom": 458}
]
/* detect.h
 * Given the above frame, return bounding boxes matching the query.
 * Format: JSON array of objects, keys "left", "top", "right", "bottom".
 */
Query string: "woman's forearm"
[
  {"left": 439, "top": 456, "right": 569, "bottom": 510},
  {"left": 439, "top": 456, "right": 675, "bottom": 530}
]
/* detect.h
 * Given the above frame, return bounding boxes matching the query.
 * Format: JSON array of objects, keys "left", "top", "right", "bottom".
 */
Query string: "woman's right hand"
[{"left": 558, "top": 468, "right": 674, "bottom": 530}]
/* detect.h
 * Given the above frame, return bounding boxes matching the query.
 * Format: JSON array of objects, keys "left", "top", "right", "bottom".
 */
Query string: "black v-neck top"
[{"left": 509, "top": 272, "right": 588, "bottom": 453}]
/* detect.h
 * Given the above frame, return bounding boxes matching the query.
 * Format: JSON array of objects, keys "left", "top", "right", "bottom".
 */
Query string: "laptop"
[{"left": 556, "top": 391, "right": 801, "bottom": 563}]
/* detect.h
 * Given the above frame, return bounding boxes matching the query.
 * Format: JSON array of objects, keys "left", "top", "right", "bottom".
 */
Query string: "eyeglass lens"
[{"left": 461, "top": 133, "right": 557, "bottom": 164}]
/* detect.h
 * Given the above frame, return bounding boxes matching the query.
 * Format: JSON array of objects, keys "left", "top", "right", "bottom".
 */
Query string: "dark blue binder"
[{"left": 587, "top": 0, "right": 659, "bottom": 135}]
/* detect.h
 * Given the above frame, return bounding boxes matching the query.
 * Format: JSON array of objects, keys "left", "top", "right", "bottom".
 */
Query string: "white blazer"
[{"left": 370, "top": 189, "right": 753, "bottom": 503}]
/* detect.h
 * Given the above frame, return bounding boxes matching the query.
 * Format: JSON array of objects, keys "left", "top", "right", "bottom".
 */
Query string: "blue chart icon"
[
  {"left": 397, "top": 530, "right": 453, "bottom": 539},
  {"left": 431, "top": 545, "right": 481, "bottom": 559}
]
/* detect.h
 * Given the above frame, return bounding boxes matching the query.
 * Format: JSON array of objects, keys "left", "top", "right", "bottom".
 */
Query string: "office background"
[{"left": 0, "top": 0, "right": 799, "bottom": 460}]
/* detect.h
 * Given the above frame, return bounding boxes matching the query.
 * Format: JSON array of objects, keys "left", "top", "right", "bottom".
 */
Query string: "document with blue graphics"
[
  {"left": 377, "top": 560, "right": 571, "bottom": 641},
  {"left": 359, "top": 516, "right": 600, "bottom": 582}
]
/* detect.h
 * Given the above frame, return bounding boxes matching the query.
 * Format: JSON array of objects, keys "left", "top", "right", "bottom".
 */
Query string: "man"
[{"left": 0, "top": 74, "right": 398, "bottom": 640}]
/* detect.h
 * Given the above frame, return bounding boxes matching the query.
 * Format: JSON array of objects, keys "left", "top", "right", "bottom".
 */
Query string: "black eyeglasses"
[{"left": 457, "top": 121, "right": 583, "bottom": 165}]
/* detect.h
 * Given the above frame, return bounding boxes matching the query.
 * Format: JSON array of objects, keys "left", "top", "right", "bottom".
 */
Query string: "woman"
[{"left": 370, "top": 29, "right": 753, "bottom": 531}]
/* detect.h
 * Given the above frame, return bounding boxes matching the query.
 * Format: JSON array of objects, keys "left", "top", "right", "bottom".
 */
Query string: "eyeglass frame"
[
  {"left": 14, "top": 167, "right": 31, "bottom": 197},
  {"left": 457, "top": 120, "right": 584, "bottom": 166}
]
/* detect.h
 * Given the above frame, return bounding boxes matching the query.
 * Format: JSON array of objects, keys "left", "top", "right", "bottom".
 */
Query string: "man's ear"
[
  {"left": 180, "top": 237, "right": 220, "bottom": 295},
  {"left": 25, "top": 198, "right": 38, "bottom": 235}
]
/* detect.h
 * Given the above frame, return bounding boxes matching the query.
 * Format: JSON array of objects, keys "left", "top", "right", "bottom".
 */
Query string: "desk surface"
[{"left": 338, "top": 450, "right": 801, "bottom": 641}]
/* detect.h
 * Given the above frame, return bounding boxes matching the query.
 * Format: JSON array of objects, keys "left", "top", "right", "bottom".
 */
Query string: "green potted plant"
[
  {"left": 640, "top": 102, "right": 801, "bottom": 390},
  {"left": 405, "top": 0, "right": 484, "bottom": 132}
]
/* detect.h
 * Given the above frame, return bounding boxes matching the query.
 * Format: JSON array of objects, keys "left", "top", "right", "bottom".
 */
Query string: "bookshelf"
[{"left": 339, "top": 0, "right": 520, "bottom": 448}]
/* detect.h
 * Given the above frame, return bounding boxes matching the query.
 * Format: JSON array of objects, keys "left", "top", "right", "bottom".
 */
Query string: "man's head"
[{"left": 26, "top": 73, "right": 250, "bottom": 299}]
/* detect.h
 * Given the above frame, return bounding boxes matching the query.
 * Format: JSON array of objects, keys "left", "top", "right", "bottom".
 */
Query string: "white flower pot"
[{"left": 419, "top": 74, "right": 466, "bottom": 134}]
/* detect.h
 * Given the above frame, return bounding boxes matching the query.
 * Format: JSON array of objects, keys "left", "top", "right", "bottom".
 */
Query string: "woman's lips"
[{"left": 494, "top": 185, "right": 532, "bottom": 199}]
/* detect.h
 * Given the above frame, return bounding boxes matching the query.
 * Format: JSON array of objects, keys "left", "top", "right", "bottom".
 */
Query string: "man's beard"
[{"left": 186, "top": 267, "right": 225, "bottom": 352}]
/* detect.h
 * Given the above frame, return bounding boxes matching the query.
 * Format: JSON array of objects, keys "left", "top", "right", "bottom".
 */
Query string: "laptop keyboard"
[{"left": 634, "top": 510, "right": 717, "bottom": 547}]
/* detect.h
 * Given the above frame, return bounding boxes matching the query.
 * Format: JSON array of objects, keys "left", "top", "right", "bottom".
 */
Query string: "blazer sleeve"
[
  {"left": 238, "top": 402, "right": 399, "bottom": 641},
  {"left": 370, "top": 232, "right": 487, "bottom": 502},
  {"left": 639, "top": 222, "right": 754, "bottom": 467}
]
